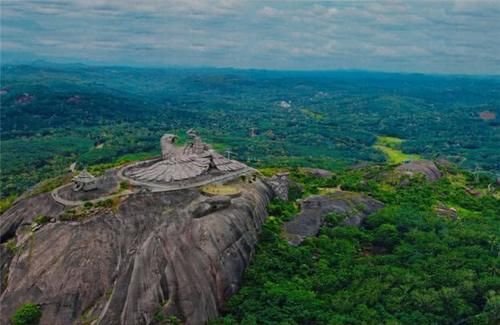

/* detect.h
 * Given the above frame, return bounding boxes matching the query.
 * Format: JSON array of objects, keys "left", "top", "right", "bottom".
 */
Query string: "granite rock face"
[
  {"left": 191, "top": 195, "right": 232, "bottom": 218},
  {"left": 435, "top": 203, "right": 458, "bottom": 220},
  {"left": 0, "top": 179, "right": 273, "bottom": 325},
  {"left": 396, "top": 160, "right": 442, "bottom": 182},
  {"left": 268, "top": 173, "right": 290, "bottom": 201},
  {"left": 302, "top": 168, "right": 333, "bottom": 178},
  {"left": 284, "top": 192, "right": 384, "bottom": 245}
]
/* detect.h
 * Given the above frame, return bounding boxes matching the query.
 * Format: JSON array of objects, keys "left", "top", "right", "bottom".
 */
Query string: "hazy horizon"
[{"left": 3, "top": 59, "right": 500, "bottom": 78}]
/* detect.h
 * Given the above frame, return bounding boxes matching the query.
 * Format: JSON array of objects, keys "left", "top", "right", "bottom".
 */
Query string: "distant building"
[
  {"left": 72, "top": 169, "right": 97, "bottom": 191},
  {"left": 279, "top": 100, "right": 291, "bottom": 108}
]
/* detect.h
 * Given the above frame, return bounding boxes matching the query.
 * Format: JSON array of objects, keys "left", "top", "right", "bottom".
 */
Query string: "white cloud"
[
  {"left": 1, "top": 0, "right": 499, "bottom": 73},
  {"left": 258, "top": 6, "right": 279, "bottom": 17}
]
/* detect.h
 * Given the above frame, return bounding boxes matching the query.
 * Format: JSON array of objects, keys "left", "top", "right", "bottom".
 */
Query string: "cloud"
[
  {"left": 258, "top": 6, "right": 278, "bottom": 17},
  {"left": 1, "top": 0, "right": 499, "bottom": 74}
]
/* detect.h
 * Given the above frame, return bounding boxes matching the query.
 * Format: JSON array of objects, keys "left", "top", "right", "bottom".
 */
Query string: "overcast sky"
[{"left": 2, "top": 0, "right": 499, "bottom": 74}]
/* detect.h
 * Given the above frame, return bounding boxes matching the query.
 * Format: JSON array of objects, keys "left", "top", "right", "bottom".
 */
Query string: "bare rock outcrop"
[
  {"left": 396, "top": 160, "right": 442, "bottom": 182},
  {"left": 191, "top": 195, "right": 232, "bottom": 218},
  {"left": 0, "top": 179, "right": 273, "bottom": 325},
  {"left": 435, "top": 203, "right": 458, "bottom": 220},
  {"left": 284, "top": 192, "right": 384, "bottom": 245},
  {"left": 302, "top": 168, "right": 333, "bottom": 178}
]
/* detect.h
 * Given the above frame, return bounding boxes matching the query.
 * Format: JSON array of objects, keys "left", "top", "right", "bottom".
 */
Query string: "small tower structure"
[
  {"left": 72, "top": 169, "right": 97, "bottom": 192},
  {"left": 269, "top": 172, "right": 290, "bottom": 201}
]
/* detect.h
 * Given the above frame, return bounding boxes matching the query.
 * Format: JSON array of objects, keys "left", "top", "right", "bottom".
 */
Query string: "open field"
[{"left": 373, "top": 136, "right": 421, "bottom": 164}]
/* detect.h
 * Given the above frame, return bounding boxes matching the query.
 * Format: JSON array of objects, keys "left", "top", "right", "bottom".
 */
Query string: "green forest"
[
  {"left": 1, "top": 63, "right": 499, "bottom": 324},
  {"left": 217, "top": 166, "right": 500, "bottom": 324},
  {"left": 1, "top": 63, "right": 499, "bottom": 203}
]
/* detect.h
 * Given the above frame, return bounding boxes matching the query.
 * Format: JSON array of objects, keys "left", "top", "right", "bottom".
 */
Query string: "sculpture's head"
[
  {"left": 186, "top": 128, "right": 198, "bottom": 138},
  {"left": 161, "top": 134, "right": 178, "bottom": 144},
  {"left": 161, "top": 134, "right": 179, "bottom": 160}
]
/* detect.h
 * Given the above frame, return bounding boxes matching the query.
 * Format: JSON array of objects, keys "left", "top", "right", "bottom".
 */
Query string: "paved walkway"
[
  {"left": 51, "top": 184, "right": 134, "bottom": 207},
  {"left": 51, "top": 167, "right": 255, "bottom": 207}
]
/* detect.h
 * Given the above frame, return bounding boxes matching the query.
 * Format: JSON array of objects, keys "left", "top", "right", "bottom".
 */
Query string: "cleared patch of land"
[
  {"left": 374, "top": 136, "right": 420, "bottom": 164},
  {"left": 479, "top": 111, "right": 496, "bottom": 120},
  {"left": 300, "top": 108, "right": 324, "bottom": 121},
  {"left": 200, "top": 184, "right": 241, "bottom": 196}
]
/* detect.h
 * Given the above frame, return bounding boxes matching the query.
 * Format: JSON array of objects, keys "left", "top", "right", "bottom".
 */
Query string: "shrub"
[
  {"left": 33, "top": 215, "right": 50, "bottom": 225},
  {"left": 96, "top": 199, "right": 113, "bottom": 208},
  {"left": 267, "top": 199, "right": 298, "bottom": 221},
  {"left": 10, "top": 303, "right": 41, "bottom": 325},
  {"left": 59, "top": 209, "right": 77, "bottom": 221},
  {"left": 373, "top": 223, "right": 399, "bottom": 249},
  {"left": 119, "top": 181, "right": 129, "bottom": 191},
  {"left": 5, "top": 238, "right": 18, "bottom": 253}
]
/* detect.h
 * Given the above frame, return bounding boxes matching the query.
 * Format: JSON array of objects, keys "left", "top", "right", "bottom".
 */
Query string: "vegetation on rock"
[{"left": 10, "top": 303, "right": 41, "bottom": 325}]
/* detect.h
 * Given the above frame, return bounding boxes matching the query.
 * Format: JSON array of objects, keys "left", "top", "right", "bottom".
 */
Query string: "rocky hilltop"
[
  {"left": 284, "top": 192, "right": 384, "bottom": 245},
  {"left": 0, "top": 178, "right": 273, "bottom": 324}
]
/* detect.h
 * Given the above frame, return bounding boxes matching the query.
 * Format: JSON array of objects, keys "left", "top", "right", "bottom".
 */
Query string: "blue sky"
[{"left": 1, "top": 0, "right": 499, "bottom": 74}]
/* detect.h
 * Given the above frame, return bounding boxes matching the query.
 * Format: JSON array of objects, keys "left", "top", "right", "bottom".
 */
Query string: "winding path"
[{"left": 51, "top": 167, "right": 255, "bottom": 207}]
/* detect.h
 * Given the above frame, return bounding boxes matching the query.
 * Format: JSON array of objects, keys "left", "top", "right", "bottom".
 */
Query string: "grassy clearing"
[
  {"left": 377, "top": 136, "right": 404, "bottom": 147},
  {"left": 448, "top": 174, "right": 467, "bottom": 187},
  {"left": 373, "top": 145, "right": 420, "bottom": 164},
  {"left": 300, "top": 108, "right": 324, "bottom": 121},
  {"left": 201, "top": 184, "right": 241, "bottom": 196},
  {"left": 374, "top": 136, "right": 421, "bottom": 164}
]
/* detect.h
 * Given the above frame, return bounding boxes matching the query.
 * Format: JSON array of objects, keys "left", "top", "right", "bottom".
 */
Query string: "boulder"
[
  {"left": 435, "top": 203, "right": 458, "bottom": 220},
  {"left": 436, "top": 158, "right": 453, "bottom": 169},
  {"left": 283, "top": 192, "right": 384, "bottom": 245},
  {"left": 191, "top": 196, "right": 232, "bottom": 218},
  {"left": 465, "top": 187, "right": 481, "bottom": 197},
  {"left": 303, "top": 168, "right": 333, "bottom": 178},
  {"left": 396, "top": 160, "right": 442, "bottom": 182}
]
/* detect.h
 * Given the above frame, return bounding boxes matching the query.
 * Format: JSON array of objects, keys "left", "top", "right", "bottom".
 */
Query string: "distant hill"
[{"left": 1, "top": 63, "right": 499, "bottom": 198}]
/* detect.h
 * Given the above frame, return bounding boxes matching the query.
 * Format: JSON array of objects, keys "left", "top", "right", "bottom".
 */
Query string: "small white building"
[{"left": 72, "top": 169, "right": 97, "bottom": 191}]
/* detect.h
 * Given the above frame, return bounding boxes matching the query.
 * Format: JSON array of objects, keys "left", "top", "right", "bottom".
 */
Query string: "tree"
[{"left": 373, "top": 223, "right": 399, "bottom": 249}]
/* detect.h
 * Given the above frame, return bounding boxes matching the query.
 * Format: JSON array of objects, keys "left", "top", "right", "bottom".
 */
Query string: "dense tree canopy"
[
  {"left": 1, "top": 64, "right": 499, "bottom": 199},
  {"left": 216, "top": 167, "right": 500, "bottom": 324}
]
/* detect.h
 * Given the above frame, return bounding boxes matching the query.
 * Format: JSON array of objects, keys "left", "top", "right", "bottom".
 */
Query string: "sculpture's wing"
[
  {"left": 211, "top": 152, "right": 247, "bottom": 172},
  {"left": 128, "top": 157, "right": 210, "bottom": 183}
]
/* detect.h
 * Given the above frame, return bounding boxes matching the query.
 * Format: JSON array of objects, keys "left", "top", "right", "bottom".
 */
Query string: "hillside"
[
  {"left": 0, "top": 172, "right": 273, "bottom": 325},
  {"left": 0, "top": 158, "right": 498, "bottom": 324},
  {"left": 1, "top": 64, "right": 499, "bottom": 203},
  {"left": 219, "top": 163, "right": 500, "bottom": 324},
  {"left": 1, "top": 63, "right": 499, "bottom": 324}
]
